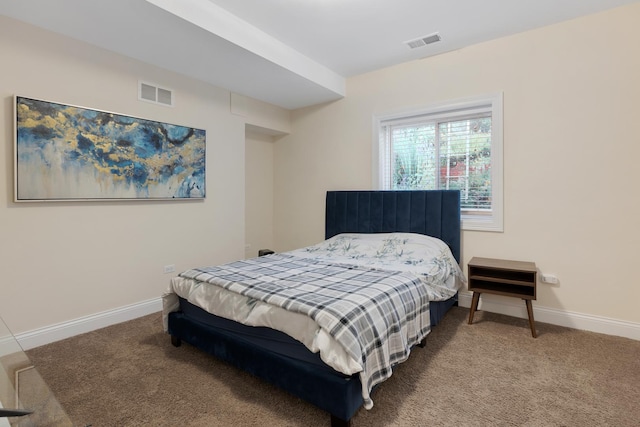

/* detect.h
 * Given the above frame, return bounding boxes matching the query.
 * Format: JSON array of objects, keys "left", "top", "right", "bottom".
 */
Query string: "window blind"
[{"left": 380, "top": 109, "right": 492, "bottom": 212}]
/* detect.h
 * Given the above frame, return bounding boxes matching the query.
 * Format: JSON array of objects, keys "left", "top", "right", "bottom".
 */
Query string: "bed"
[{"left": 163, "top": 190, "right": 462, "bottom": 426}]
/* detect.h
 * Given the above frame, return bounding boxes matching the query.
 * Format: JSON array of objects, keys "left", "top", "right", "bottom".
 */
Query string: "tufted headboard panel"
[{"left": 325, "top": 190, "right": 461, "bottom": 262}]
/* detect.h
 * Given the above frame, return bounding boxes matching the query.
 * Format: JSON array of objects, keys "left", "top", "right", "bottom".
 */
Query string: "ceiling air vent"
[
  {"left": 405, "top": 32, "right": 441, "bottom": 49},
  {"left": 139, "top": 81, "right": 174, "bottom": 107}
]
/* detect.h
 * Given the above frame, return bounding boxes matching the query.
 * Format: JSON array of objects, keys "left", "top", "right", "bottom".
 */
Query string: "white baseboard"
[
  {"left": 15, "top": 298, "right": 162, "bottom": 350},
  {"left": 458, "top": 292, "right": 640, "bottom": 341},
  {"left": 13, "top": 293, "right": 640, "bottom": 351}
]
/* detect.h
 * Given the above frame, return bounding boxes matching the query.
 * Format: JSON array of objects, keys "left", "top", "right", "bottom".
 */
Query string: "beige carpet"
[{"left": 27, "top": 307, "right": 640, "bottom": 427}]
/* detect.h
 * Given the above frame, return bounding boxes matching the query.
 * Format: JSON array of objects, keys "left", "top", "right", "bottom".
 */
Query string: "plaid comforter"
[{"left": 179, "top": 253, "right": 431, "bottom": 409}]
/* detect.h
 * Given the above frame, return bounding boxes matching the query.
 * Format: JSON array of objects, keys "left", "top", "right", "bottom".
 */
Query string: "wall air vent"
[
  {"left": 405, "top": 32, "right": 441, "bottom": 49},
  {"left": 139, "top": 81, "right": 174, "bottom": 107}
]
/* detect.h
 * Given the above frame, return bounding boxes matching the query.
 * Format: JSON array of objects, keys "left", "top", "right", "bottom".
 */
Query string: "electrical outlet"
[
  {"left": 541, "top": 274, "right": 559, "bottom": 284},
  {"left": 163, "top": 264, "right": 175, "bottom": 274}
]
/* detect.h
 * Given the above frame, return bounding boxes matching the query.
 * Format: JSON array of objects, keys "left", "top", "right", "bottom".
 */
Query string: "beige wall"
[
  {"left": 275, "top": 4, "right": 640, "bottom": 324},
  {"left": 245, "top": 131, "right": 276, "bottom": 258},
  {"left": 235, "top": 93, "right": 288, "bottom": 259},
  {"left": 0, "top": 16, "right": 287, "bottom": 335}
]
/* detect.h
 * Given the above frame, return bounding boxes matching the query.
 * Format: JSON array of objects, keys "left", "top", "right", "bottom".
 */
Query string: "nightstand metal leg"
[
  {"left": 468, "top": 292, "right": 481, "bottom": 324},
  {"left": 525, "top": 299, "right": 537, "bottom": 338}
]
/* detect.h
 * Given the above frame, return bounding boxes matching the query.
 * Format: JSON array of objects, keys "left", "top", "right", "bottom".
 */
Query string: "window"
[{"left": 374, "top": 93, "right": 503, "bottom": 232}]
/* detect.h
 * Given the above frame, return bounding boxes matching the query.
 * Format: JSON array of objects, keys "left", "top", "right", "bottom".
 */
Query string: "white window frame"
[{"left": 373, "top": 93, "right": 503, "bottom": 232}]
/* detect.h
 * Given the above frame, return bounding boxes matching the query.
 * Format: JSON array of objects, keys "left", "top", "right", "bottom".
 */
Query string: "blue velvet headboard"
[{"left": 325, "top": 190, "right": 461, "bottom": 262}]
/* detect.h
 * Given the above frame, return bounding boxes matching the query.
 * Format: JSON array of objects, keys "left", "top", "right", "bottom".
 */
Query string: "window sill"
[{"left": 462, "top": 215, "right": 503, "bottom": 232}]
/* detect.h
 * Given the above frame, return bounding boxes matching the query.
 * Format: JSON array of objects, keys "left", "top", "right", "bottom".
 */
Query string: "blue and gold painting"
[{"left": 14, "top": 96, "right": 206, "bottom": 201}]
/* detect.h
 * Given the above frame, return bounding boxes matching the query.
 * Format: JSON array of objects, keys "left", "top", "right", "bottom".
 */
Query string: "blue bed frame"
[{"left": 168, "top": 190, "right": 461, "bottom": 426}]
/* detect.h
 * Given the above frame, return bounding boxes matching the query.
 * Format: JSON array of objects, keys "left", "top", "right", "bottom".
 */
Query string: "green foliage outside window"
[{"left": 391, "top": 117, "right": 492, "bottom": 211}]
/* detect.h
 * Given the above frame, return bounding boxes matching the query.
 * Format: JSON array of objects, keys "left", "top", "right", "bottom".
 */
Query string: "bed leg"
[
  {"left": 330, "top": 414, "right": 351, "bottom": 427},
  {"left": 171, "top": 335, "right": 181, "bottom": 347},
  {"left": 418, "top": 337, "right": 427, "bottom": 348}
]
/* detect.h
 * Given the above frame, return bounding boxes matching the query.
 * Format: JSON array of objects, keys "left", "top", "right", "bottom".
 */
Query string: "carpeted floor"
[{"left": 27, "top": 307, "right": 640, "bottom": 427}]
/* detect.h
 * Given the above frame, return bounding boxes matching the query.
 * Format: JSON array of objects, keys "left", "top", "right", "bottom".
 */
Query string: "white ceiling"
[{"left": 1, "top": 0, "right": 637, "bottom": 109}]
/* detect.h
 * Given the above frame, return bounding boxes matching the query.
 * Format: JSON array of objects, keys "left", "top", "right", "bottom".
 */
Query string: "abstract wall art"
[{"left": 14, "top": 96, "right": 206, "bottom": 201}]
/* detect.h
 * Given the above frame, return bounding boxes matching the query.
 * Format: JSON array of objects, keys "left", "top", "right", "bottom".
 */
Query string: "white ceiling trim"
[{"left": 144, "top": 0, "right": 345, "bottom": 98}]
